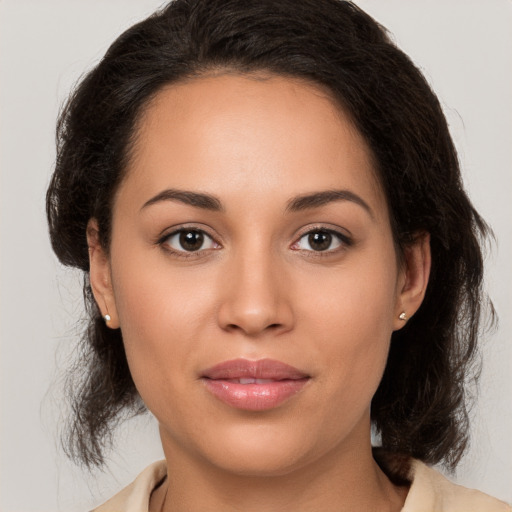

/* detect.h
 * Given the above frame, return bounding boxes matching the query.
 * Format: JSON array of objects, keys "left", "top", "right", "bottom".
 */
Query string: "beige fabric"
[
  {"left": 92, "top": 461, "right": 167, "bottom": 512},
  {"left": 401, "top": 461, "right": 511, "bottom": 512},
  {"left": 92, "top": 459, "right": 511, "bottom": 512}
]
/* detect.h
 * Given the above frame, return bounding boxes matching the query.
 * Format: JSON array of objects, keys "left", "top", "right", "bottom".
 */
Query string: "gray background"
[{"left": 1, "top": 1, "right": 511, "bottom": 510}]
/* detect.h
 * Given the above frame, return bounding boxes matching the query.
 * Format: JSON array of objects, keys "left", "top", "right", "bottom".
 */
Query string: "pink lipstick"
[{"left": 201, "top": 359, "right": 310, "bottom": 411}]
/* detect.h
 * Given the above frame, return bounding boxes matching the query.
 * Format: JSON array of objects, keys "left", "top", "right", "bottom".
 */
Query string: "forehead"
[{"left": 119, "top": 73, "right": 387, "bottom": 218}]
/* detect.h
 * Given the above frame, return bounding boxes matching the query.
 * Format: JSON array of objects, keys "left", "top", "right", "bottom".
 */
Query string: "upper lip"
[{"left": 201, "top": 358, "right": 309, "bottom": 380}]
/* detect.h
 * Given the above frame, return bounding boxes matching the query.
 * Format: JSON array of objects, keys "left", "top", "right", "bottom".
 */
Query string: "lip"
[{"left": 201, "top": 358, "right": 310, "bottom": 411}]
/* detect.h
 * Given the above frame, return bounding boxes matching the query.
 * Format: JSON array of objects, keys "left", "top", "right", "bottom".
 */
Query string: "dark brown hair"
[{"left": 47, "top": 0, "right": 492, "bottom": 469}]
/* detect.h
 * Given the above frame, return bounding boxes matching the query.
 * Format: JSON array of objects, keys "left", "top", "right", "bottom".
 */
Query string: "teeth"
[{"left": 238, "top": 378, "right": 274, "bottom": 384}]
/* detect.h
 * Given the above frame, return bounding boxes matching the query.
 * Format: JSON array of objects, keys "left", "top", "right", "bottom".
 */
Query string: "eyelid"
[
  {"left": 157, "top": 224, "right": 222, "bottom": 255},
  {"left": 290, "top": 225, "right": 353, "bottom": 252},
  {"left": 157, "top": 222, "right": 218, "bottom": 241},
  {"left": 155, "top": 223, "right": 352, "bottom": 257},
  {"left": 293, "top": 223, "right": 352, "bottom": 241}
]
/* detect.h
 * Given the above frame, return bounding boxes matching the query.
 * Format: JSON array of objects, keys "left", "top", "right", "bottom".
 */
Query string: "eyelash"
[
  {"left": 157, "top": 225, "right": 352, "bottom": 259},
  {"left": 291, "top": 227, "right": 352, "bottom": 256},
  {"left": 158, "top": 226, "right": 220, "bottom": 259}
]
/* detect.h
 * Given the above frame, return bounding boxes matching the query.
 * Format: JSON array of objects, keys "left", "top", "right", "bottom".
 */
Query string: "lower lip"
[{"left": 202, "top": 378, "right": 309, "bottom": 411}]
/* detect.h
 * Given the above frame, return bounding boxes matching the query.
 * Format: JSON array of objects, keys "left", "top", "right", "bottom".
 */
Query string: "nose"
[{"left": 216, "top": 249, "right": 294, "bottom": 337}]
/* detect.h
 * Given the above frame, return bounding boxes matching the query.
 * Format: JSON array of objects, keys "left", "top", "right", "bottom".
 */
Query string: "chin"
[
  {"left": 193, "top": 422, "right": 323, "bottom": 477},
  {"left": 208, "top": 448, "right": 309, "bottom": 478}
]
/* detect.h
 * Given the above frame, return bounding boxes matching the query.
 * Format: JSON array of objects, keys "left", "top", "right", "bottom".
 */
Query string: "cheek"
[
  {"left": 109, "top": 249, "right": 217, "bottom": 410},
  {"left": 308, "top": 246, "right": 398, "bottom": 336},
  {"left": 301, "top": 247, "right": 399, "bottom": 408}
]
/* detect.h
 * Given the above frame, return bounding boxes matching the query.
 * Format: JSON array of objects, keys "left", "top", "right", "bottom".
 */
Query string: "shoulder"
[
  {"left": 89, "top": 457, "right": 511, "bottom": 512},
  {"left": 403, "top": 459, "right": 512, "bottom": 512},
  {"left": 91, "top": 460, "right": 167, "bottom": 512}
]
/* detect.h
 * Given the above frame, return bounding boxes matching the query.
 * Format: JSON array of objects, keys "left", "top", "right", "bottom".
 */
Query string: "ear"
[
  {"left": 393, "top": 232, "right": 431, "bottom": 330},
  {"left": 87, "top": 219, "right": 120, "bottom": 329}
]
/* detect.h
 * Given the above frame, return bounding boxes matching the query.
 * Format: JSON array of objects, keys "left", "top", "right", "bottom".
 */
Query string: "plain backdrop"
[{"left": 1, "top": 1, "right": 511, "bottom": 510}]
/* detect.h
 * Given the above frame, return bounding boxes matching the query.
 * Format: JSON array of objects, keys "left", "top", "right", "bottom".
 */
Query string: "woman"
[{"left": 45, "top": 0, "right": 511, "bottom": 510}]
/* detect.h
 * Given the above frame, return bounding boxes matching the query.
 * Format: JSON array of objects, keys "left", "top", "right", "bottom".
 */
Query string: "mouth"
[
  {"left": 201, "top": 359, "right": 310, "bottom": 411},
  {"left": 222, "top": 378, "right": 279, "bottom": 384}
]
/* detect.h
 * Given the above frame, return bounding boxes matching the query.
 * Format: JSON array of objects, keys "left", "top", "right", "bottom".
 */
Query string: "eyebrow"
[
  {"left": 141, "top": 189, "right": 223, "bottom": 211},
  {"left": 141, "top": 187, "right": 373, "bottom": 218},
  {"left": 286, "top": 189, "right": 374, "bottom": 218}
]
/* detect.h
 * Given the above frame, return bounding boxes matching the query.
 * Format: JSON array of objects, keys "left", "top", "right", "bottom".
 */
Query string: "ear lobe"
[
  {"left": 87, "top": 219, "right": 120, "bottom": 329},
  {"left": 394, "top": 232, "right": 431, "bottom": 330}
]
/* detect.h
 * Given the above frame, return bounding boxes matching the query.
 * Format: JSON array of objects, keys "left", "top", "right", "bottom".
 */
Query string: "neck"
[{"left": 152, "top": 429, "right": 407, "bottom": 512}]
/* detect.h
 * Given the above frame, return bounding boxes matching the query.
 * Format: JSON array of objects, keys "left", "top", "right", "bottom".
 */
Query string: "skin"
[{"left": 88, "top": 74, "right": 430, "bottom": 512}]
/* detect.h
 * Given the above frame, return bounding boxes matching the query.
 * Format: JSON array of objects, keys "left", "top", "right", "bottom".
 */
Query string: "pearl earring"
[
  {"left": 399, "top": 312, "right": 407, "bottom": 321},
  {"left": 104, "top": 314, "right": 111, "bottom": 323}
]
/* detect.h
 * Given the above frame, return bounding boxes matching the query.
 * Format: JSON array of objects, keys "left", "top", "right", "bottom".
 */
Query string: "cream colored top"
[{"left": 92, "top": 459, "right": 511, "bottom": 512}]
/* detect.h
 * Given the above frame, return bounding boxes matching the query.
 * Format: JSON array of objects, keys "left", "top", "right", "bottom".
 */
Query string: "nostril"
[
  {"left": 223, "top": 322, "right": 283, "bottom": 335},
  {"left": 217, "top": 296, "right": 294, "bottom": 336}
]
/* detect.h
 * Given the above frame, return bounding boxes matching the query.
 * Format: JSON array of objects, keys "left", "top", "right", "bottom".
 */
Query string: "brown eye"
[
  {"left": 164, "top": 229, "right": 217, "bottom": 252},
  {"left": 179, "top": 230, "right": 204, "bottom": 251},
  {"left": 308, "top": 231, "right": 332, "bottom": 251},
  {"left": 293, "top": 229, "right": 348, "bottom": 252}
]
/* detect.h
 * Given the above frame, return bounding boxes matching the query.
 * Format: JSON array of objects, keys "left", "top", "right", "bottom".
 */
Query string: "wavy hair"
[{"left": 47, "top": 0, "right": 492, "bottom": 469}]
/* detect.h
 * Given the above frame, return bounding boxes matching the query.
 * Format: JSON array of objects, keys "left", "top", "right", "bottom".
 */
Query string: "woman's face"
[{"left": 91, "top": 74, "right": 427, "bottom": 476}]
